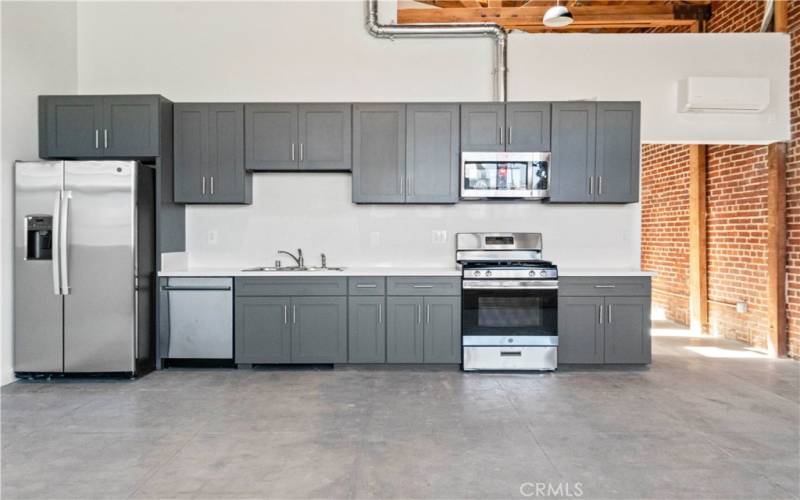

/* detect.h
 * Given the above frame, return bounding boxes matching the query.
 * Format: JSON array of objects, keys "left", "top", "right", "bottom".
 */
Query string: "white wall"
[
  {"left": 71, "top": 1, "right": 789, "bottom": 270},
  {"left": 1, "top": 1, "right": 78, "bottom": 385}
]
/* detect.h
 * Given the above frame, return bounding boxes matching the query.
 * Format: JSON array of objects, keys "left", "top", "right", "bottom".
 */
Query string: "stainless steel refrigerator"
[{"left": 14, "top": 160, "right": 156, "bottom": 376}]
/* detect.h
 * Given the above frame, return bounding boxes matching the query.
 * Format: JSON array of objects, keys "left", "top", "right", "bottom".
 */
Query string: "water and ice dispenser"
[{"left": 25, "top": 215, "right": 53, "bottom": 260}]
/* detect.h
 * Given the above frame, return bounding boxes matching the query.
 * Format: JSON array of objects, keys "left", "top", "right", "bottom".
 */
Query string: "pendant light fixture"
[{"left": 543, "top": 0, "right": 574, "bottom": 28}]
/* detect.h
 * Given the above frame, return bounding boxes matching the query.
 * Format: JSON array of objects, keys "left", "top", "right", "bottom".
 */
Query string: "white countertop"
[
  {"left": 158, "top": 266, "right": 463, "bottom": 277},
  {"left": 558, "top": 269, "right": 656, "bottom": 277}
]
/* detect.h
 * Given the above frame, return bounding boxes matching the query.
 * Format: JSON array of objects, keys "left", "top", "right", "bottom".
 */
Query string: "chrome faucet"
[{"left": 278, "top": 248, "right": 304, "bottom": 269}]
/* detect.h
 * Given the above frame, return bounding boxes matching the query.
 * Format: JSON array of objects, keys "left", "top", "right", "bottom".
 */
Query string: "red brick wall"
[
  {"left": 641, "top": 0, "right": 800, "bottom": 357},
  {"left": 640, "top": 145, "right": 690, "bottom": 325}
]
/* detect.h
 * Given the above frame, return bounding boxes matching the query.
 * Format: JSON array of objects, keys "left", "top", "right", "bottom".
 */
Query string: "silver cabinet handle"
[
  {"left": 293, "top": 305, "right": 296, "bottom": 324},
  {"left": 60, "top": 191, "right": 71, "bottom": 294},
  {"left": 103, "top": 129, "right": 108, "bottom": 149},
  {"left": 599, "top": 304, "right": 603, "bottom": 324},
  {"left": 284, "top": 305, "right": 288, "bottom": 324},
  {"left": 594, "top": 285, "right": 616, "bottom": 289},
  {"left": 589, "top": 176, "right": 594, "bottom": 195},
  {"left": 400, "top": 176, "right": 404, "bottom": 195},
  {"left": 356, "top": 284, "right": 377, "bottom": 288},
  {"left": 161, "top": 286, "right": 231, "bottom": 291},
  {"left": 598, "top": 176, "right": 603, "bottom": 195},
  {"left": 210, "top": 176, "right": 214, "bottom": 195},
  {"left": 426, "top": 304, "right": 430, "bottom": 324},
  {"left": 608, "top": 304, "right": 612, "bottom": 323},
  {"left": 499, "top": 126, "right": 504, "bottom": 145},
  {"left": 95, "top": 130, "right": 99, "bottom": 149},
  {"left": 508, "top": 126, "right": 513, "bottom": 145},
  {"left": 51, "top": 194, "right": 62, "bottom": 295},
  {"left": 299, "top": 143, "right": 303, "bottom": 162},
  {"left": 407, "top": 176, "right": 413, "bottom": 196},
  {"left": 412, "top": 284, "right": 434, "bottom": 289},
  {"left": 291, "top": 143, "right": 295, "bottom": 161},
  {"left": 418, "top": 305, "right": 422, "bottom": 324},
  {"left": 202, "top": 176, "right": 207, "bottom": 195},
  {"left": 378, "top": 303, "right": 382, "bottom": 324}
]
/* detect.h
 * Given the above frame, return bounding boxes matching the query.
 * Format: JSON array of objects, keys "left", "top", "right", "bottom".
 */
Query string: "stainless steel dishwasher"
[{"left": 161, "top": 278, "right": 233, "bottom": 360}]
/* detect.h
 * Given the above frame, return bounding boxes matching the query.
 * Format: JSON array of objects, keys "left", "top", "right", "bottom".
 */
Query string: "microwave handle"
[{"left": 527, "top": 163, "right": 534, "bottom": 190}]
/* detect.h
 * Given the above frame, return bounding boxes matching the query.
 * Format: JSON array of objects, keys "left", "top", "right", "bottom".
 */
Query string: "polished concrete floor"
[{"left": 2, "top": 322, "right": 799, "bottom": 499}]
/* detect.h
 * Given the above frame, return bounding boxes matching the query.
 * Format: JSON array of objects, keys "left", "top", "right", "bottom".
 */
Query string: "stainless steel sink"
[{"left": 241, "top": 266, "right": 345, "bottom": 272}]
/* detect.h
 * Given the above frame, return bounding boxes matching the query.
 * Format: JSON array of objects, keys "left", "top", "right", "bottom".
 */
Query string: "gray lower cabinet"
[
  {"left": 406, "top": 104, "right": 460, "bottom": 204},
  {"left": 348, "top": 296, "right": 386, "bottom": 363},
  {"left": 422, "top": 297, "right": 461, "bottom": 363},
  {"left": 461, "top": 103, "right": 505, "bottom": 152},
  {"left": 40, "top": 95, "right": 161, "bottom": 158},
  {"left": 386, "top": 296, "right": 424, "bottom": 363},
  {"left": 291, "top": 296, "right": 348, "bottom": 363},
  {"left": 604, "top": 296, "right": 650, "bottom": 364},
  {"left": 595, "top": 102, "right": 640, "bottom": 203},
  {"left": 549, "top": 102, "right": 597, "bottom": 203},
  {"left": 352, "top": 104, "right": 406, "bottom": 203},
  {"left": 558, "top": 296, "right": 604, "bottom": 364},
  {"left": 174, "top": 103, "right": 252, "bottom": 204},
  {"left": 235, "top": 296, "right": 291, "bottom": 363}
]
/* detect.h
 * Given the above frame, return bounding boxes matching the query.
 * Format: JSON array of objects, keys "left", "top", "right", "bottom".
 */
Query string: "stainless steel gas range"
[{"left": 457, "top": 232, "right": 558, "bottom": 371}]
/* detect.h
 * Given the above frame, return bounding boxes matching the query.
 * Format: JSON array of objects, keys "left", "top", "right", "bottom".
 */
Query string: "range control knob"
[
  {"left": 485, "top": 271, "right": 492, "bottom": 277},
  {"left": 539, "top": 270, "right": 548, "bottom": 277},
  {"left": 473, "top": 271, "right": 482, "bottom": 277},
  {"left": 529, "top": 270, "right": 536, "bottom": 277}
]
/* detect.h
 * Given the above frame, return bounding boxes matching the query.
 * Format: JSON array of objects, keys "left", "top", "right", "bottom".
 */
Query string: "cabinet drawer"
[
  {"left": 235, "top": 277, "right": 347, "bottom": 297},
  {"left": 558, "top": 276, "right": 651, "bottom": 297},
  {"left": 348, "top": 277, "right": 386, "bottom": 295},
  {"left": 387, "top": 277, "right": 461, "bottom": 296}
]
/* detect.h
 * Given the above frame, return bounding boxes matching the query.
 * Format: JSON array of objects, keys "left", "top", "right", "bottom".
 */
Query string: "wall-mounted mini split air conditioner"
[{"left": 678, "top": 76, "right": 770, "bottom": 113}]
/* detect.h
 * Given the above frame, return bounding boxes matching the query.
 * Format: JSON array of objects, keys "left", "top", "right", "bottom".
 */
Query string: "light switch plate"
[
  {"left": 369, "top": 231, "right": 381, "bottom": 248},
  {"left": 432, "top": 230, "right": 447, "bottom": 244},
  {"left": 207, "top": 230, "right": 218, "bottom": 245}
]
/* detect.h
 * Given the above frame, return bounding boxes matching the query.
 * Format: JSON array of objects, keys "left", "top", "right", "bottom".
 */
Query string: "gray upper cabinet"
[
  {"left": 174, "top": 103, "right": 252, "bottom": 204},
  {"left": 461, "top": 103, "right": 505, "bottom": 152},
  {"left": 298, "top": 104, "right": 352, "bottom": 171},
  {"left": 386, "top": 296, "right": 424, "bottom": 363},
  {"left": 506, "top": 102, "right": 551, "bottom": 152},
  {"left": 245, "top": 104, "right": 299, "bottom": 170},
  {"left": 102, "top": 96, "right": 160, "bottom": 157},
  {"left": 549, "top": 102, "right": 597, "bottom": 203},
  {"left": 40, "top": 95, "right": 161, "bottom": 158},
  {"left": 595, "top": 102, "right": 640, "bottom": 203},
  {"left": 422, "top": 297, "right": 461, "bottom": 363},
  {"left": 352, "top": 104, "right": 406, "bottom": 203},
  {"left": 348, "top": 296, "right": 386, "bottom": 363},
  {"left": 235, "top": 296, "right": 292, "bottom": 364},
  {"left": 558, "top": 296, "right": 604, "bottom": 364},
  {"left": 40, "top": 96, "right": 103, "bottom": 158},
  {"left": 604, "top": 296, "right": 651, "bottom": 364},
  {"left": 291, "top": 296, "right": 347, "bottom": 363},
  {"left": 405, "top": 104, "right": 460, "bottom": 204}
]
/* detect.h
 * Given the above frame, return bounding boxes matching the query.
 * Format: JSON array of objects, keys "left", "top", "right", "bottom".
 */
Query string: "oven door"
[{"left": 461, "top": 280, "right": 558, "bottom": 346}]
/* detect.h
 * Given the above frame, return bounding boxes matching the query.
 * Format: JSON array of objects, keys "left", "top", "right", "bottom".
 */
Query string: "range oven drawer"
[{"left": 463, "top": 346, "right": 557, "bottom": 371}]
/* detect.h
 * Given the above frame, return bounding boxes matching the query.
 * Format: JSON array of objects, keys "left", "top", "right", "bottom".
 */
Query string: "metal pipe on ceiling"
[
  {"left": 365, "top": 0, "right": 508, "bottom": 102},
  {"left": 759, "top": 0, "right": 775, "bottom": 32}
]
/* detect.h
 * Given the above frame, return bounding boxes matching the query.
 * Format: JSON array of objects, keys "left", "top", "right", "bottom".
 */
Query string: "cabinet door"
[
  {"left": 423, "top": 297, "right": 461, "bottom": 363},
  {"left": 173, "top": 104, "right": 208, "bottom": 203},
  {"left": 41, "top": 96, "right": 103, "bottom": 158},
  {"left": 352, "top": 104, "right": 406, "bottom": 203},
  {"left": 291, "top": 297, "right": 347, "bottom": 363},
  {"left": 207, "top": 104, "right": 250, "bottom": 203},
  {"left": 506, "top": 102, "right": 551, "bottom": 152},
  {"left": 245, "top": 104, "right": 298, "bottom": 170},
  {"left": 348, "top": 296, "right": 386, "bottom": 363},
  {"left": 460, "top": 104, "right": 505, "bottom": 152},
  {"left": 604, "top": 296, "right": 651, "bottom": 364},
  {"left": 549, "top": 102, "right": 596, "bottom": 203},
  {"left": 386, "top": 297, "right": 424, "bottom": 363},
  {"left": 235, "top": 297, "right": 291, "bottom": 363},
  {"left": 298, "top": 104, "right": 352, "bottom": 171},
  {"left": 406, "top": 104, "right": 460, "bottom": 204},
  {"left": 102, "top": 96, "right": 160, "bottom": 157},
  {"left": 558, "top": 296, "right": 604, "bottom": 364},
  {"left": 595, "top": 102, "right": 640, "bottom": 204}
]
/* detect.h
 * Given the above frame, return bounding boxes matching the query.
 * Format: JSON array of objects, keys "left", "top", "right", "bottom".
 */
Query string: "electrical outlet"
[
  {"left": 432, "top": 230, "right": 447, "bottom": 244},
  {"left": 207, "top": 230, "right": 218, "bottom": 245},
  {"left": 369, "top": 231, "right": 381, "bottom": 248}
]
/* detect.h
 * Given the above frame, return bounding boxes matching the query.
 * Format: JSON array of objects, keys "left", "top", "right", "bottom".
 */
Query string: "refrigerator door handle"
[
  {"left": 52, "top": 193, "right": 62, "bottom": 295},
  {"left": 60, "top": 191, "right": 71, "bottom": 295}
]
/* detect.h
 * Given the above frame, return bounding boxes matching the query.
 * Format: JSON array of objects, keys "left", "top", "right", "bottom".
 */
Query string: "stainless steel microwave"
[{"left": 460, "top": 152, "right": 550, "bottom": 200}]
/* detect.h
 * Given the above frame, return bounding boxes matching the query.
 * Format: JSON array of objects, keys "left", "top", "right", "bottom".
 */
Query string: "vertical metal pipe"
[{"left": 365, "top": 0, "right": 508, "bottom": 102}]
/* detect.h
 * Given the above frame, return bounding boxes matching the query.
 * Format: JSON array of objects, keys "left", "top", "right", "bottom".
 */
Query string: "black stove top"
[{"left": 462, "top": 260, "right": 556, "bottom": 269}]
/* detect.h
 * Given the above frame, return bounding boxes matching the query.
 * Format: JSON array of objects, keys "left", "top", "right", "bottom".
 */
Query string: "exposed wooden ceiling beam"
[{"left": 398, "top": 5, "right": 697, "bottom": 28}]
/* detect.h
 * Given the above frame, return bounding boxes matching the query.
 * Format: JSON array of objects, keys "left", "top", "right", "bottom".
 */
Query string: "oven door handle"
[{"left": 462, "top": 280, "right": 559, "bottom": 290}]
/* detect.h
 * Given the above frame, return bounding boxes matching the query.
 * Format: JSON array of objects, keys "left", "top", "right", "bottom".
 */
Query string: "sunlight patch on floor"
[{"left": 683, "top": 345, "right": 768, "bottom": 359}]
